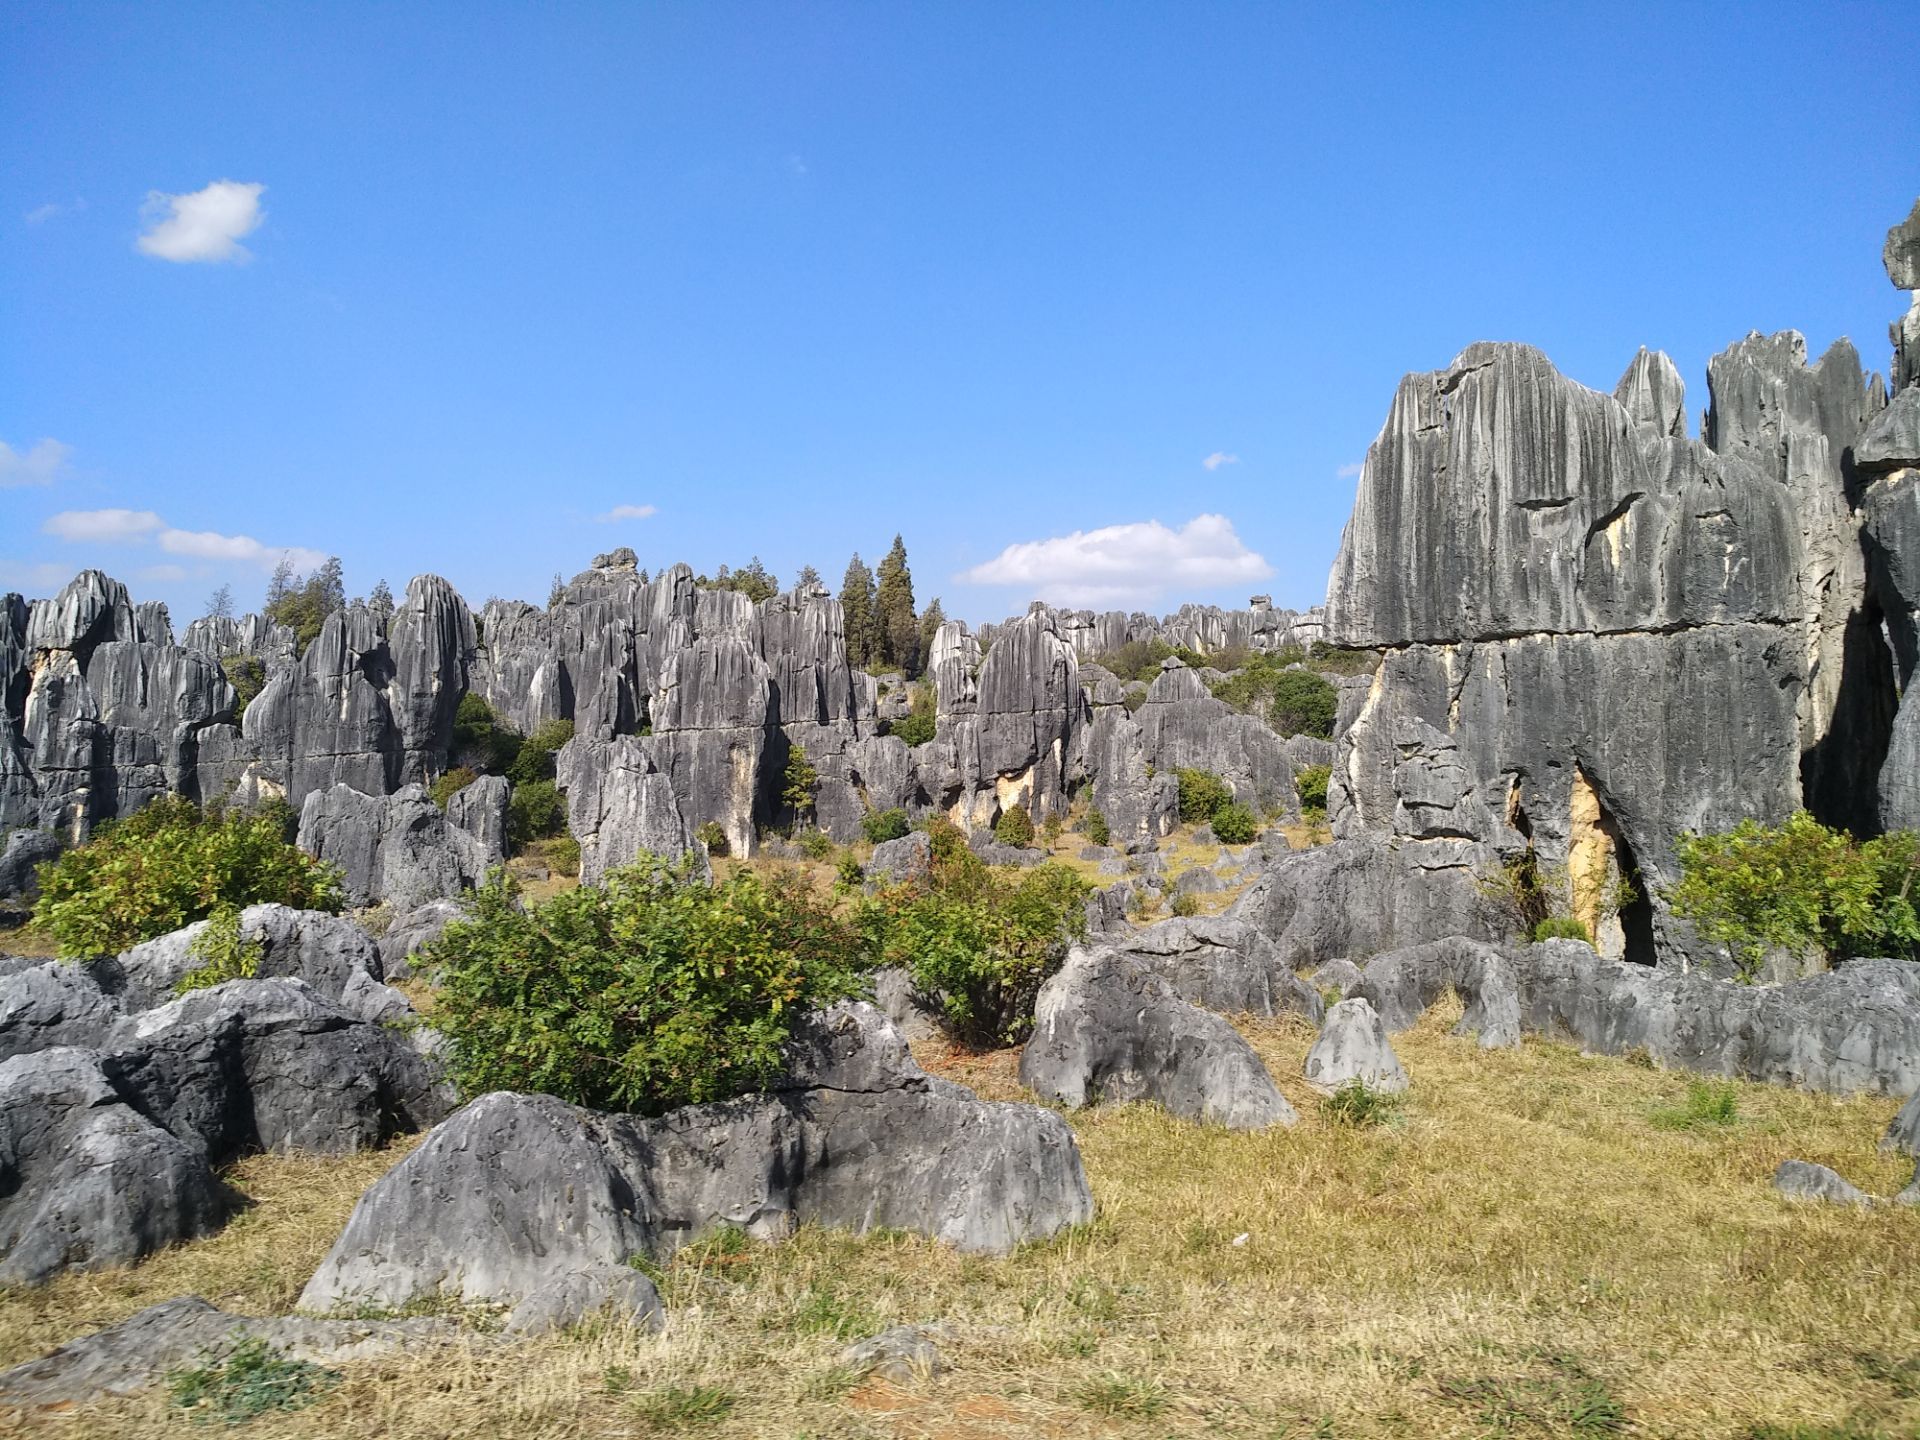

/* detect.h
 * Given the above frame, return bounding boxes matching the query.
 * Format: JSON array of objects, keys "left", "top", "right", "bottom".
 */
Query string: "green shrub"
[
  {"left": 33, "top": 797, "right": 342, "bottom": 958},
  {"left": 794, "top": 826, "right": 835, "bottom": 861},
  {"left": 419, "top": 860, "right": 866, "bottom": 1114},
  {"left": 1533, "top": 915, "right": 1592, "bottom": 944},
  {"left": 782, "top": 744, "right": 819, "bottom": 819},
  {"left": 1175, "top": 768, "right": 1233, "bottom": 825},
  {"left": 859, "top": 821, "right": 1090, "bottom": 1047},
  {"left": 695, "top": 820, "right": 729, "bottom": 856},
  {"left": 173, "top": 906, "right": 265, "bottom": 994},
  {"left": 861, "top": 807, "right": 910, "bottom": 844},
  {"left": 450, "top": 692, "right": 523, "bottom": 775},
  {"left": 541, "top": 835, "right": 581, "bottom": 877},
  {"left": 1295, "top": 763, "right": 1331, "bottom": 811},
  {"left": 505, "top": 718, "right": 574, "bottom": 787},
  {"left": 1650, "top": 1079, "right": 1741, "bottom": 1132},
  {"left": 1307, "top": 641, "right": 1379, "bottom": 677},
  {"left": 168, "top": 1334, "right": 339, "bottom": 1424},
  {"left": 429, "top": 765, "right": 478, "bottom": 810},
  {"left": 994, "top": 804, "right": 1035, "bottom": 847},
  {"left": 1211, "top": 802, "right": 1258, "bottom": 845},
  {"left": 882, "top": 684, "right": 937, "bottom": 747},
  {"left": 507, "top": 779, "right": 567, "bottom": 847},
  {"left": 1084, "top": 808, "right": 1110, "bottom": 847},
  {"left": 1321, "top": 1079, "right": 1403, "bottom": 1128},
  {"left": 1121, "top": 689, "right": 1148, "bottom": 713},
  {"left": 1042, "top": 812, "right": 1063, "bottom": 849},
  {"left": 1169, "top": 890, "right": 1201, "bottom": 918},
  {"left": 1269, "top": 669, "right": 1338, "bottom": 739},
  {"left": 1670, "top": 811, "right": 1920, "bottom": 975},
  {"left": 219, "top": 653, "right": 267, "bottom": 714},
  {"left": 835, "top": 852, "right": 865, "bottom": 889}
]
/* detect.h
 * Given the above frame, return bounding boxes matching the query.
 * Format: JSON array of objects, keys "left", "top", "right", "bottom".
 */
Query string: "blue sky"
[{"left": 3, "top": 3, "right": 1915, "bottom": 625}]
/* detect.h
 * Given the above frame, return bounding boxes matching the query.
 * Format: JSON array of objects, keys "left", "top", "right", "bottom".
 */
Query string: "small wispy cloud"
[
  {"left": 1336, "top": 460, "right": 1363, "bottom": 478},
  {"left": 43, "top": 508, "right": 163, "bottom": 543},
  {"left": 137, "top": 179, "right": 266, "bottom": 263},
  {"left": 595, "top": 503, "right": 657, "bottom": 524},
  {"left": 958, "top": 513, "right": 1274, "bottom": 609},
  {"left": 41, "top": 507, "right": 323, "bottom": 574},
  {"left": 1202, "top": 452, "right": 1239, "bottom": 471},
  {"left": 787, "top": 154, "right": 809, "bottom": 178},
  {"left": 0, "top": 438, "right": 74, "bottom": 488},
  {"left": 25, "top": 199, "right": 83, "bottom": 225}
]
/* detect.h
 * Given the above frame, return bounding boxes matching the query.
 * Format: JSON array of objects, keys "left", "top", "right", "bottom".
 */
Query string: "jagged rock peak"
[{"left": 1887, "top": 196, "right": 1920, "bottom": 292}]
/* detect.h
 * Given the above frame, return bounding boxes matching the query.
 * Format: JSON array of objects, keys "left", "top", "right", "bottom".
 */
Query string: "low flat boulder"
[
  {"left": 0, "top": 1296, "right": 454, "bottom": 1408},
  {"left": 840, "top": 1324, "right": 948, "bottom": 1384},
  {"left": 1021, "top": 946, "right": 1297, "bottom": 1130},
  {"left": 105, "top": 905, "right": 381, "bottom": 1012},
  {"left": 1304, "top": 998, "right": 1408, "bottom": 1095},
  {"left": 299, "top": 1004, "right": 1092, "bottom": 1314},
  {"left": 1111, "top": 915, "right": 1322, "bottom": 1023},
  {"left": 867, "top": 830, "right": 932, "bottom": 884},
  {"left": 0, "top": 959, "right": 118, "bottom": 1061},
  {"left": 502, "top": 1264, "right": 665, "bottom": 1337},
  {"left": 1773, "top": 1160, "right": 1873, "bottom": 1207}
]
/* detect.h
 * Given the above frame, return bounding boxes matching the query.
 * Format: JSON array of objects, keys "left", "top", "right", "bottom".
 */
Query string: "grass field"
[{"left": 4, "top": 996, "right": 1915, "bottom": 1439}]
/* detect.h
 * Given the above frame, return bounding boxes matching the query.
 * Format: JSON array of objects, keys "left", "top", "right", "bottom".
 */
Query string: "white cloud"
[
  {"left": 1202, "top": 452, "right": 1239, "bottom": 471},
  {"left": 158, "top": 527, "right": 326, "bottom": 573},
  {"left": 136, "top": 564, "right": 189, "bottom": 583},
  {"left": 43, "top": 508, "right": 164, "bottom": 543},
  {"left": 136, "top": 180, "right": 265, "bottom": 263},
  {"left": 958, "top": 513, "right": 1274, "bottom": 609},
  {"left": 1336, "top": 460, "right": 1364, "bottom": 478},
  {"left": 595, "top": 503, "right": 657, "bottom": 523},
  {"left": 0, "top": 438, "right": 74, "bottom": 488},
  {"left": 25, "top": 203, "right": 63, "bottom": 225}
]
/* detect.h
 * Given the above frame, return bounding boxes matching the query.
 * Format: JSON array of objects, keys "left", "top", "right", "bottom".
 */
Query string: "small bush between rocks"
[
  {"left": 1671, "top": 811, "right": 1920, "bottom": 974},
  {"left": 859, "top": 819, "right": 1090, "bottom": 1047},
  {"left": 1533, "top": 915, "right": 1593, "bottom": 943},
  {"left": 507, "top": 779, "right": 567, "bottom": 847},
  {"left": 793, "top": 827, "right": 835, "bottom": 860},
  {"left": 1176, "top": 767, "right": 1233, "bottom": 825},
  {"left": 1295, "top": 763, "right": 1331, "bottom": 811},
  {"left": 695, "top": 820, "right": 730, "bottom": 856},
  {"left": 1321, "top": 1079, "right": 1404, "bottom": 1129},
  {"left": 33, "top": 796, "right": 342, "bottom": 958},
  {"left": 505, "top": 718, "right": 575, "bottom": 787},
  {"left": 219, "top": 652, "right": 267, "bottom": 713},
  {"left": 1269, "top": 669, "right": 1339, "bottom": 739},
  {"left": 450, "top": 692, "right": 524, "bottom": 776},
  {"left": 167, "top": 1334, "right": 339, "bottom": 1424},
  {"left": 860, "top": 807, "right": 910, "bottom": 844},
  {"left": 994, "top": 804, "right": 1035, "bottom": 847},
  {"left": 173, "top": 906, "right": 265, "bottom": 994},
  {"left": 1084, "top": 808, "right": 1111, "bottom": 847},
  {"left": 1212, "top": 802, "right": 1258, "bottom": 845},
  {"left": 1169, "top": 890, "right": 1202, "bottom": 918},
  {"left": 429, "top": 765, "right": 478, "bottom": 810},
  {"left": 421, "top": 860, "right": 866, "bottom": 1114}
]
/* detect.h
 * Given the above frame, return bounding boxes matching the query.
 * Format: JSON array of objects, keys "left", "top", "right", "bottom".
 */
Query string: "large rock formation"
[
  {"left": 296, "top": 783, "right": 498, "bottom": 909},
  {"left": 299, "top": 1004, "right": 1093, "bottom": 1312}
]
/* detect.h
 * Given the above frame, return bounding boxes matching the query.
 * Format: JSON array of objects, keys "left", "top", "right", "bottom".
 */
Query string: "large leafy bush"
[
  {"left": 1175, "top": 768, "right": 1233, "bottom": 825},
  {"left": 33, "top": 797, "right": 342, "bottom": 957},
  {"left": 859, "top": 820, "right": 1090, "bottom": 1047},
  {"left": 1268, "top": 670, "right": 1338, "bottom": 739},
  {"left": 420, "top": 859, "right": 866, "bottom": 1114},
  {"left": 1670, "top": 811, "right": 1920, "bottom": 974}
]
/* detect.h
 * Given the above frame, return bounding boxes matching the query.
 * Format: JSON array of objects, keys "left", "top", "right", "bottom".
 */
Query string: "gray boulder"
[
  {"left": 1883, "top": 1091, "right": 1920, "bottom": 1158},
  {"left": 868, "top": 829, "right": 932, "bottom": 884},
  {"left": 1021, "top": 946, "right": 1297, "bottom": 1130},
  {"left": 0, "top": 1047, "right": 236, "bottom": 1285},
  {"left": 299, "top": 1004, "right": 1091, "bottom": 1313},
  {"left": 1352, "top": 937, "right": 1523, "bottom": 1049},
  {"left": 377, "top": 899, "right": 465, "bottom": 980},
  {"left": 445, "top": 773, "right": 510, "bottom": 861},
  {"left": 0, "top": 959, "right": 118, "bottom": 1061},
  {"left": 502, "top": 1264, "right": 665, "bottom": 1337},
  {"left": 0, "top": 827, "right": 61, "bottom": 909},
  {"left": 1110, "top": 915, "right": 1322, "bottom": 1022},
  {"left": 297, "top": 783, "right": 492, "bottom": 910},
  {"left": 871, "top": 966, "right": 942, "bottom": 1043},
  {"left": 557, "top": 734, "right": 700, "bottom": 883},
  {"left": 840, "top": 1325, "right": 947, "bottom": 1384},
  {"left": 1511, "top": 942, "right": 1920, "bottom": 1096},
  {"left": 107, "top": 904, "right": 381, "bottom": 1012},
  {"left": 0, "top": 1296, "right": 454, "bottom": 1407},
  {"left": 1311, "top": 959, "right": 1365, "bottom": 998},
  {"left": 1773, "top": 1160, "right": 1873, "bottom": 1207},
  {"left": 1304, "top": 998, "right": 1408, "bottom": 1095}
]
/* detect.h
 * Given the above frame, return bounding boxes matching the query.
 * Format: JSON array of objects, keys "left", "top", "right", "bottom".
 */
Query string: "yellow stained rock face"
[{"left": 1568, "top": 766, "right": 1622, "bottom": 955}]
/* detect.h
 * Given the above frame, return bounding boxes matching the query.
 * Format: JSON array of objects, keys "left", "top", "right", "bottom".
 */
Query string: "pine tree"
[
  {"left": 839, "top": 554, "right": 876, "bottom": 667},
  {"left": 795, "top": 563, "right": 823, "bottom": 591},
  {"left": 367, "top": 579, "right": 395, "bottom": 620},
  {"left": 874, "top": 535, "right": 918, "bottom": 675},
  {"left": 206, "top": 583, "right": 234, "bottom": 621},
  {"left": 313, "top": 556, "right": 346, "bottom": 615},
  {"left": 547, "top": 572, "right": 566, "bottom": 609},
  {"left": 264, "top": 556, "right": 296, "bottom": 613}
]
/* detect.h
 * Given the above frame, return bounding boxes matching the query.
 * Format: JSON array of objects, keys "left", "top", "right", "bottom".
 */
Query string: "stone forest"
[{"left": 2, "top": 200, "right": 1919, "bottom": 1439}]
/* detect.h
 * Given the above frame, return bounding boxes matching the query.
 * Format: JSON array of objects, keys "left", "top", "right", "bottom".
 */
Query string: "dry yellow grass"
[{"left": 5, "top": 996, "right": 1917, "bottom": 1439}]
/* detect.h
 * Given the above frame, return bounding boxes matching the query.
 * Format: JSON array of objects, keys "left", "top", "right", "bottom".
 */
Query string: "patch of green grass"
[
  {"left": 1073, "top": 1370, "right": 1169, "bottom": 1417},
  {"left": 1651, "top": 1078, "right": 1741, "bottom": 1132},
  {"left": 1437, "top": 1353, "right": 1625, "bottom": 1436},
  {"left": 1321, "top": 1078, "right": 1404, "bottom": 1129},
  {"left": 629, "top": 1383, "right": 736, "bottom": 1427},
  {"left": 166, "top": 1333, "right": 339, "bottom": 1425},
  {"left": 788, "top": 1285, "right": 882, "bottom": 1339}
]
